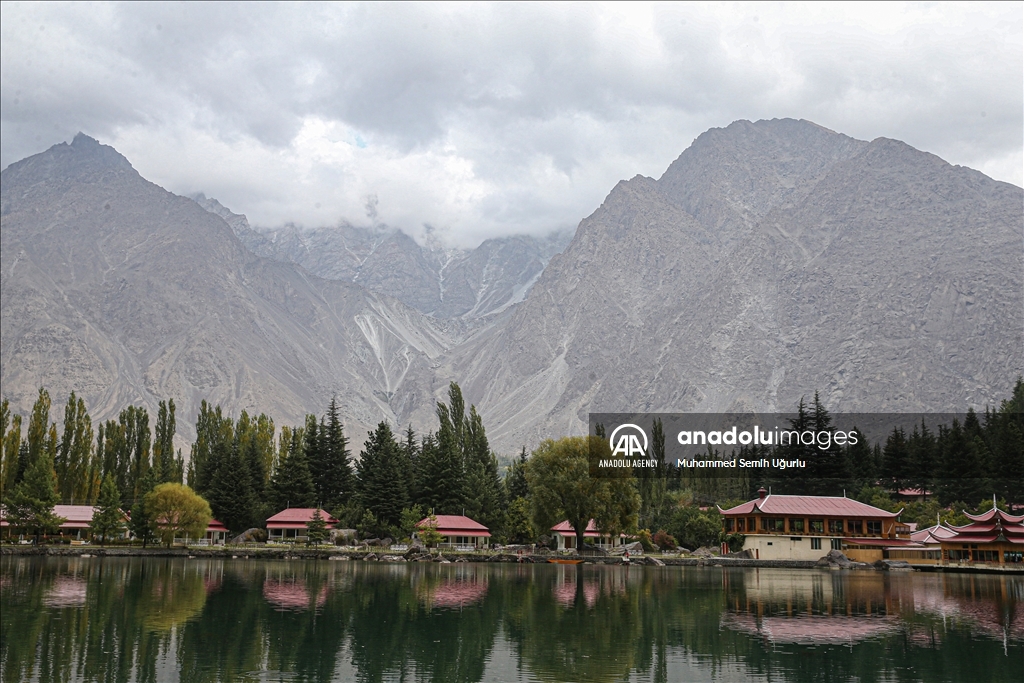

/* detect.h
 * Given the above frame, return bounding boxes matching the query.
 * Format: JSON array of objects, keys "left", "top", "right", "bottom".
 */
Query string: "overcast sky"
[{"left": 2, "top": 2, "right": 1021, "bottom": 247}]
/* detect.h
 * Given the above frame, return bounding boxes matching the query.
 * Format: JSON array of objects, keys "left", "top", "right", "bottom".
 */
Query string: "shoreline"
[{"left": 3, "top": 546, "right": 1023, "bottom": 574}]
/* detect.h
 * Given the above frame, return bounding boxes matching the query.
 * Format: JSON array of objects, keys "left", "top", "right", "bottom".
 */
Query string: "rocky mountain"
[
  {"left": 444, "top": 119, "right": 1023, "bottom": 451},
  {"left": 2, "top": 120, "right": 1021, "bottom": 455},
  {"left": 0, "top": 134, "right": 458, "bottom": 446},
  {"left": 191, "top": 194, "right": 569, "bottom": 320}
]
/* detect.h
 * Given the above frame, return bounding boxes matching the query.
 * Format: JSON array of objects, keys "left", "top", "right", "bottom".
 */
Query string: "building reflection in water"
[{"left": 720, "top": 568, "right": 1022, "bottom": 648}]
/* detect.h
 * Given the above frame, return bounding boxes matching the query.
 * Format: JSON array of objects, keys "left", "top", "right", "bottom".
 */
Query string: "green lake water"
[{"left": 1, "top": 556, "right": 1021, "bottom": 682}]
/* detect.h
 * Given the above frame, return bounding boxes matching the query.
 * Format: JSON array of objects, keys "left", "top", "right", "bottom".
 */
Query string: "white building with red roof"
[
  {"left": 550, "top": 519, "right": 629, "bottom": 551},
  {"left": 718, "top": 488, "right": 903, "bottom": 561},
  {"left": 266, "top": 508, "right": 338, "bottom": 542},
  {"left": 416, "top": 515, "right": 491, "bottom": 549}
]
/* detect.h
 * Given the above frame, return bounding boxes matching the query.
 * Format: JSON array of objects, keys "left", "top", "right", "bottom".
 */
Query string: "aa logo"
[{"left": 609, "top": 424, "right": 648, "bottom": 457}]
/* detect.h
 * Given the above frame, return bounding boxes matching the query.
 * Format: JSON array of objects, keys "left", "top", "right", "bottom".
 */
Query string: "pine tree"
[
  {"left": 267, "top": 428, "right": 315, "bottom": 512},
  {"left": 206, "top": 435, "right": 256, "bottom": 534},
  {"left": 882, "top": 427, "right": 909, "bottom": 494},
  {"left": 4, "top": 447, "right": 64, "bottom": 543},
  {"left": 312, "top": 397, "right": 352, "bottom": 512},
  {"left": 505, "top": 447, "right": 530, "bottom": 501},
  {"left": 306, "top": 507, "right": 329, "bottom": 546},
  {"left": 90, "top": 474, "right": 125, "bottom": 545},
  {"left": 357, "top": 421, "right": 409, "bottom": 533},
  {"left": 401, "top": 425, "right": 420, "bottom": 505}
]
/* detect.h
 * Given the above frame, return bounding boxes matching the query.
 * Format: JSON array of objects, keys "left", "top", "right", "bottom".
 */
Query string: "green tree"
[
  {"left": 505, "top": 447, "right": 530, "bottom": 501},
  {"left": 417, "top": 514, "right": 444, "bottom": 548},
  {"left": 131, "top": 468, "right": 158, "bottom": 547},
  {"left": 356, "top": 422, "right": 409, "bottom": 533},
  {"left": 56, "top": 391, "right": 95, "bottom": 504},
  {"left": 419, "top": 383, "right": 467, "bottom": 514},
  {"left": 153, "top": 399, "right": 178, "bottom": 484},
  {"left": 399, "top": 504, "right": 424, "bottom": 541},
  {"left": 145, "top": 483, "right": 212, "bottom": 547},
  {"left": 311, "top": 397, "right": 352, "bottom": 512},
  {"left": 504, "top": 496, "right": 535, "bottom": 544},
  {"left": 3, "top": 449, "right": 64, "bottom": 543},
  {"left": 89, "top": 474, "right": 125, "bottom": 545},
  {"left": 26, "top": 387, "right": 54, "bottom": 468},
  {"left": 306, "top": 508, "right": 329, "bottom": 546},
  {"left": 1, "top": 408, "right": 21, "bottom": 499},
  {"left": 526, "top": 436, "right": 640, "bottom": 552},
  {"left": 267, "top": 427, "right": 315, "bottom": 512},
  {"left": 462, "top": 405, "right": 505, "bottom": 533}
]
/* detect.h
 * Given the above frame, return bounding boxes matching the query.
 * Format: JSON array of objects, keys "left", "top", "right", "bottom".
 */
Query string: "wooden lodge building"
[
  {"left": 266, "top": 508, "right": 339, "bottom": 542},
  {"left": 718, "top": 489, "right": 904, "bottom": 561},
  {"left": 417, "top": 515, "right": 491, "bottom": 549},
  {"left": 720, "top": 490, "right": 1024, "bottom": 566}
]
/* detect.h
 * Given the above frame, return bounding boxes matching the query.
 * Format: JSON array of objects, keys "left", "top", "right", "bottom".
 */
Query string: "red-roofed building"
[
  {"left": 266, "top": 508, "right": 338, "bottom": 542},
  {"left": 417, "top": 515, "right": 491, "bottom": 549},
  {"left": 204, "top": 519, "right": 229, "bottom": 545},
  {"left": 719, "top": 488, "right": 903, "bottom": 560},
  {"left": 550, "top": 519, "right": 629, "bottom": 551},
  {"left": 940, "top": 506, "right": 1024, "bottom": 565},
  {"left": 2, "top": 505, "right": 129, "bottom": 542}
]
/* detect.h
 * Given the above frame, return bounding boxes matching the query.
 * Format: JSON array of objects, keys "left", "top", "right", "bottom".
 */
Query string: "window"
[
  {"left": 810, "top": 519, "right": 824, "bottom": 534},
  {"left": 811, "top": 538, "right": 822, "bottom": 550},
  {"left": 748, "top": 518, "right": 756, "bottom": 533},
  {"left": 762, "top": 518, "right": 784, "bottom": 532},
  {"left": 973, "top": 550, "right": 999, "bottom": 563},
  {"left": 1004, "top": 551, "right": 1023, "bottom": 564},
  {"left": 831, "top": 538, "right": 843, "bottom": 550},
  {"left": 789, "top": 518, "right": 804, "bottom": 533},
  {"left": 724, "top": 518, "right": 735, "bottom": 532},
  {"left": 736, "top": 518, "right": 745, "bottom": 532},
  {"left": 867, "top": 521, "right": 882, "bottom": 535},
  {"left": 847, "top": 520, "right": 863, "bottom": 535},
  {"left": 828, "top": 519, "right": 844, "bottom": 534}
]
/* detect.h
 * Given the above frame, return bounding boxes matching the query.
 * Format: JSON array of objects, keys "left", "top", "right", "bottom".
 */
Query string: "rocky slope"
[
  {"left": 0, "top": 135, "right": 458, "bottom": 445},
  {"left": 444, "top": 119, "right": 1023, "bottom": 451},
  {"left": 192, "top": 194, "right": 568, "bottom": 320},
  {"left": 2, "top": 120, "right": 1021, "bottom": 455}
]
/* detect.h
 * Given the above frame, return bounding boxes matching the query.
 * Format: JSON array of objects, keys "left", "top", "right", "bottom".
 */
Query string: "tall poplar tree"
[{"left": 153, "top": 399, "right": 178, "bottom": 484}]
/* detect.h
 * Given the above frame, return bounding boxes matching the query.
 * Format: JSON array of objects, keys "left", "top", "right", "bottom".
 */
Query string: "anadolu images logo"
[{"left": 609, "top": 424, "right": 648, "bottom": 457}]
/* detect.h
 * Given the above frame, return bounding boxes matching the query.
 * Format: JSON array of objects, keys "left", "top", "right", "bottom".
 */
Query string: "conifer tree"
[
  {"left": 4, "top": 447, "right": 64, "bottom": 543},
  {"left": 312, "top": 397, "right": 352, "bottom": 512},
  {"left": 401, "top": 425, "right": 420, "bottom": 504},
  {"left": 268, "top": 428, "right": 316, "bottom": 511},
  {"left": 207, "top": 434, "right": 256, "bottom": 534},
  {"left": 882, "top": 427, "right": 909, "bottom": 494},
  {"left": 306, "top": 507, "right": 329, "bottom": 546},
  {"left": 357, "top": 421, "right": 409, "bottom": 532},
  {"left": 90, "top": 474, "right": 125, "bottom": 545},
  {"left": 505, "top": 447, "right": 530, "bottom": 501}
]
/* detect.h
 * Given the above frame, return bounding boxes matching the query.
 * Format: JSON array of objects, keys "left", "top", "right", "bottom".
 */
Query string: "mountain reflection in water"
[{"left": 1, "top": 557, "right": 1021, "bottom": 682}]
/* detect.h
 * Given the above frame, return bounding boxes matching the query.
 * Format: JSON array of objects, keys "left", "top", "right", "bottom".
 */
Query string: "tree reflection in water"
[{"left": 1, "top": 557, "right": 1021, "bottom": 683}]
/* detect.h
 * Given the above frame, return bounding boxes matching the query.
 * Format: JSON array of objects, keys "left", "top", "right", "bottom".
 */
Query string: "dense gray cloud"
[{"left": 2, "top": 2, "right": 1021, "bottom": 246}]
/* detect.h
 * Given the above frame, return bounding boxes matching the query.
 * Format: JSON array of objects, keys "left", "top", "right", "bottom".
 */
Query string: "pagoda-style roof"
[
  {"left": 910, "top": 524, "right": 958, "bottom": 545},
  {"left": 718, "top": 494, "right": 900, "bottom": 518},
  {"left": 963, "top": 507, "right": 1024, "bottom": 524},
  {"left": 944, "top": 506, "right": 1024, "bottom": 545}
]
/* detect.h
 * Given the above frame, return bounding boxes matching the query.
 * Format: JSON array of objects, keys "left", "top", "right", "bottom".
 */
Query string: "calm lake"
[{"left": 1, "top": 556, "right": 1021, "bottom": 682}]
